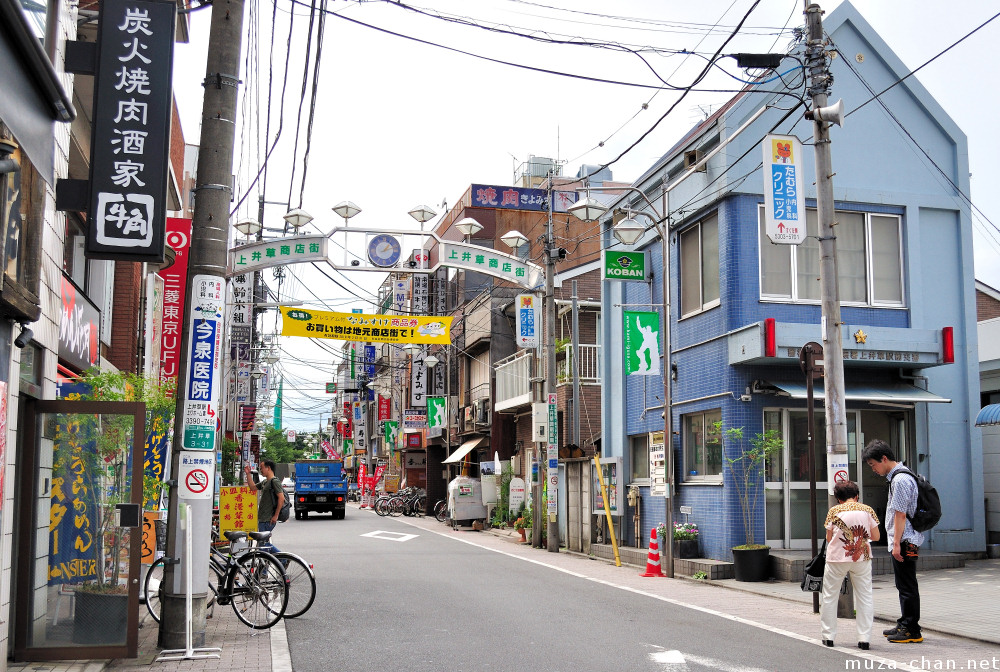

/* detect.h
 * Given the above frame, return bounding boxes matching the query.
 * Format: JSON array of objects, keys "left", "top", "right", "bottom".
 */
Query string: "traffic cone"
[{"left": 640, "top": 528, "right": 665, "bottom": 577}]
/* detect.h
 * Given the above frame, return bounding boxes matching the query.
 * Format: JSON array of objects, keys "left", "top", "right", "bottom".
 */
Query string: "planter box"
[
  {"left": 673, "top": 539, "right": 699, "bottom": 559},
  {"left": 72, "top": 590, "right": 128, "bottom": 645},
  {"left": 732, "top": 547, "right": 771, "bottom": 582}
]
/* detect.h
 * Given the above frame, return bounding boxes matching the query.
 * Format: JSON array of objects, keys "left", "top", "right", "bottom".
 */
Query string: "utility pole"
[
  {"left": 804, "top": 1, "right": 851, "bottom": 617},
  {"left": 571, "top": 280, "right": 581, "bottom": 449},
  {"left": 544, "top": 173, "right": 558, "bottom": 552},
  {"left": 160, "top": 0, "right": 246, "bottom": 648}
]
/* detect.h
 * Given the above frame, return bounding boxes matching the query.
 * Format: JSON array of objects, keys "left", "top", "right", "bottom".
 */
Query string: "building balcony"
[
  {"left": 557, "top": 344, "right": 601, "bottom": 385},
  {"left": 494, "top": 349, "right": 532, "bottom": 411}
]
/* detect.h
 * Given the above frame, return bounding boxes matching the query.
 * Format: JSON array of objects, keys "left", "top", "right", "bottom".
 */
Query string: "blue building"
[{"left": 600, "top": 1, "right": 984, "bottom": 561}]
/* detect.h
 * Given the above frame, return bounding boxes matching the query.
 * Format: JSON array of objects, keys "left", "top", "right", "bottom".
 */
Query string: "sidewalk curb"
[{"left": 270, "top": 618, "right": 292, "bottom": 672}]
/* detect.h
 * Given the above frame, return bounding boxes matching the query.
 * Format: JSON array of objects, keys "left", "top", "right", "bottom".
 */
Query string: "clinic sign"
[
  {"left": 603, "top": 250, "right": 648, "bottom": 281},
  {"left": 181, "top": 275, "right": 224, "bottom": 450},
  {"left": 516, "top": 294, "right": 539, "bottom": 348},
  {"left": 762, "top": 134, "right": 807, "bottom": 245},
  {"left": 87, "top": 0, "right": 176, "bottom": 261}
]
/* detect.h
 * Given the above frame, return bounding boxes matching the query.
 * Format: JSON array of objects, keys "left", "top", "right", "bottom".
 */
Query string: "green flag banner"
[
  {"left": 273, "top": 378, "right": 283, "bottom": 429},
  {"left": 623, "top": 311, "right": 661, "bottom": 376},
  {"left": 384, "top": 420, "right": 399, "bottom": 450},
  {"left": 427, "top": 396, "right": 446, "bottom": 428}
]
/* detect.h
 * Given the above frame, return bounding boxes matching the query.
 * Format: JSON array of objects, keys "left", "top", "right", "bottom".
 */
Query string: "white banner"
[{"left": 181, "top": 275, "right": 224, "bottom": 450}]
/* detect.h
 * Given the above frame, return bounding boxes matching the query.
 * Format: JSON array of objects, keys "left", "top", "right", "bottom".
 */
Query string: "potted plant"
[
  {"left": 513, "top": 515, "right": 531, "bottom": 542},
  {"left": 720, "top": 422, "right": 782, "bottom": 582},
  {"left": 670, "top": 522, "right": 700, "bottom": 559},
  {"left": 53, "top": 370, "right": 174, "bottom": 644}
]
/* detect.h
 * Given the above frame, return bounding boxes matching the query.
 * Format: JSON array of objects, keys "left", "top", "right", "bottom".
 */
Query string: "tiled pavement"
[{"left": 10, "top": 504, "right": 998, "bottom": 672}]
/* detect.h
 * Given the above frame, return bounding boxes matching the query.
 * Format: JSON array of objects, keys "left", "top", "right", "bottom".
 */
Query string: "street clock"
[{"left": 367, "top": 234, "right": 402, "bottom": 268}]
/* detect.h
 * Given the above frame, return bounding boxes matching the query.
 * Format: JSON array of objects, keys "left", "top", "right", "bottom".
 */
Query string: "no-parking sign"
[{"left": 179, "top": 450, "right": 215, "bottom": 500}]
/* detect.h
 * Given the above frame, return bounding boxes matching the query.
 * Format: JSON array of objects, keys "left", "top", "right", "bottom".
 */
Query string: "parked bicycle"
[
  {"left": 374, "top": 487, "right": 426, "bottom": 517},
  {"left": 433, "top": 499, "right": 448, "bottom": 523},
  {"left": 144, "top": 530, "right": 289, "bottom": 629}
]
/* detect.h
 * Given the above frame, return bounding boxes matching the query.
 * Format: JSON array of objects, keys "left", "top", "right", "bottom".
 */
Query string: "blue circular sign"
[{"left": 367, "top": 234, "right": 402, "bottom": 267}]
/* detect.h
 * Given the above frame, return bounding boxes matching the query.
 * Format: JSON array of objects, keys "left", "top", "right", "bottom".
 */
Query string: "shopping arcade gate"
[{"left": 226, "top": 228, "right": 544, "bottom": 290}]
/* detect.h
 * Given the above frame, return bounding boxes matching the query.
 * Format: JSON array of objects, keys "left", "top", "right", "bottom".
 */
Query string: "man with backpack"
[
  {"left": 863, "top": 439, "right": 924, "bottom": 644},
  {"left": 244, "top": 460, "right": 285, "bottom": 554}
]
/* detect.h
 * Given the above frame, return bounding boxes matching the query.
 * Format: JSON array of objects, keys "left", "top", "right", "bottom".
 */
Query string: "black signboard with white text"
[{"left": 86, "top": 0, "right": 175, "bottom": 262}]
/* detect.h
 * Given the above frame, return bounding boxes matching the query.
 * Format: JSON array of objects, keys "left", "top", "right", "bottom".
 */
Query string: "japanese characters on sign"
[
  {"left": 178, "top": 450, "right": 215, "bottom": 500},
  {"left": 354, "top": 401, "right": 368, "bottom": 453},
  {"left": 228, "top": 235, "right": 329, "bottom": 275},
  {"left": 516, "top": 294, "right": 540, "bottom": 348},
  {"left": 218, "top": 486, "right": 258, "bottom": 536},
  {"left": 470, "top": 184, "right": 577, "bottom": 213},
  {"left": 762, "top": 134, "right": 807, "bottom": 245},
  {"left": 181, "top": 275, "right": 224, "bottom": 450},
  {"left": 48, "top": 413, "right": 100, "bottom": 584},
  {"left": 160, "top": 217, "right": 192, "bottom": 383},
  {"left": 87, "top": 0, "right": 176, "bottom": 261},
  {"left": 438, "top": 241, "right": 543, "bottom": 289},
  {"left": 144, "top": 273, "right": 164, "bottom": 380},
  {"left": 410, "top": 346, "right": 427, "bottom": 408},
  {"left": 547, "top": 392, "right": 558, "bottom": 514},
  {"left": 393, "top": 278, "right": 409, "bottom": 314},
  {"left": 229, "top": 272, "right": 253, "bottom": 342},
  {"left": 280, "top": 307, "right": 453, "bottom": 345},
  {"left": 59, "top": 276, "right": 101, "bottom": 372},
  {"left": 403, "top": 409, "right": 426, "bottom": 430}
]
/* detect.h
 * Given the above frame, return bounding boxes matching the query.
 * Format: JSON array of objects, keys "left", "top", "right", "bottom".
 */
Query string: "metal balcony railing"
[
  {"left": 558, "top": 344, "right": 601, "bottom": 384},
  {"left": 494, "top": 349, "right": 532, "bottom": 409}
]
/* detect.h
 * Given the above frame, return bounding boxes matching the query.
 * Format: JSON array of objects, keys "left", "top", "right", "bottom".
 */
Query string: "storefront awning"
[
  {"left": 443, "top": 436, "right": 488, "bottom": 464},
  {"left": 976, "top": 404, "right": 1000, "bottom": 426},
  {"left": 766, "top": 381, "right": 951, "bottom": 404}
]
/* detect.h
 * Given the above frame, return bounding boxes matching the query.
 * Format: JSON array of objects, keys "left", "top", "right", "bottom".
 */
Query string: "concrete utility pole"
[
  {"left": 161, "top": 0, "right": 246, "bottom": 648},
  {"left": 804, "top": 1, "right": 851, "bottom": 617},
  {"left": 544, "top": 173, "right": 558, "bottom": 553},
  {"left": 804, "top": 2, "right": 847, "bottom": 499}
]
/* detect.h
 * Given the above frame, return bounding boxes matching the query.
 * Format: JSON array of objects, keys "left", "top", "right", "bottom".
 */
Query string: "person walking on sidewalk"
[
  {"left": 821, "top": 480, "right": 880, "bottom": 650},
  {"left": 863, "top": 439, "right": 924, "bottom": 643},
  {"left": 245, "top": 460, "right": 283, "bottom": 555}
]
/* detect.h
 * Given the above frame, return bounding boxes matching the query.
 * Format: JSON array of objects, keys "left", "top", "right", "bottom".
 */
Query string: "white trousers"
[{"left": 820, "top": 560, "right": 874, "bottom": 643}]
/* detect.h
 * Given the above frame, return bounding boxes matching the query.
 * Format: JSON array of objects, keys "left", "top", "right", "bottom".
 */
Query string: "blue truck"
[{"left": 293, "top": 460, "right": 349, "bottom": 519}]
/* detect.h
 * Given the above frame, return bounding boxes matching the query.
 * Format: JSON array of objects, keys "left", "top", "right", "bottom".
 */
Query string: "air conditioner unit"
[{"left": 463, "top": 405, "right": 474, "bottom": 423}]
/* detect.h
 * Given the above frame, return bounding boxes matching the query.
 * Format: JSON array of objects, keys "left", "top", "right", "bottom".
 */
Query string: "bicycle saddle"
[
  {"left": 248, "top": 531, "right": 272, "bottom": 542},
  {"left": 224, "top": 531, "right": 247, "bottom": 542}
]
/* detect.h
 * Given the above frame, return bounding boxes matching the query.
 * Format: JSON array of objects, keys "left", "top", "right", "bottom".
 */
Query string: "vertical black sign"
[{"left": 86, "top": 0, "right": 176, "bottom": 262}]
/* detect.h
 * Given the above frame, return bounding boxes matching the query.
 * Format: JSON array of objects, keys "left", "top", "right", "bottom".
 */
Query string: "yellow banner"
[
  {"left": 218, "top": 486, "right": 258, "bottom": 536},
  {"left": 281, "top": 307, "right": 453, "bottom": 345}
]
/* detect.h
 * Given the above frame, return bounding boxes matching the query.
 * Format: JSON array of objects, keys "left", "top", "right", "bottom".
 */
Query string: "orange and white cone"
[{"left": 640, "top": 528, "right": 665, "bottom": 577}]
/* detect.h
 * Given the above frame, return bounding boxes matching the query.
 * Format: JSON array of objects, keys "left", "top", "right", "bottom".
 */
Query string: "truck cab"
[{"left": 294, "top": 460, "right": 348, "bottom": 519}]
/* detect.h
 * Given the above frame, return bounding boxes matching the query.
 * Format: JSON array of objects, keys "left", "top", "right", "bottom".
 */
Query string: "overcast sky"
[{"left": 171, "top": 1, "right": 1000, "bottom": 432}]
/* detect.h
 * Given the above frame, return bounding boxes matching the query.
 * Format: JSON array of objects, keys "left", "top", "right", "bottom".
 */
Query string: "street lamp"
[
  {"left": 234, "top": 218, "right": 262, "bottom": 238},
  {"left": 332, "top": 200, "right": 361, "bottom": 265},
  {"left": 283, "top": 208, "right": 313, "bottom": 233},
  {"left": 408, "top": 205, "right": 436, "bottom": 225},
  {"left": 611, "top": 214, "right": 646, "bottom": 246},
  {"left": 500, "top": 229, "right": 529, "bottom": 255},
  {"left": 423, "top": 354, "right": 439, "bottom": 369},
  {"left": 455, "top": 217, "right": 483, "bottom": 240}
]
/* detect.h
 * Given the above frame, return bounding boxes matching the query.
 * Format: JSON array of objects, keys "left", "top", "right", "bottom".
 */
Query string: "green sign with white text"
[{"left": 603, "top": 250, "right": 648, "bottom": 281}]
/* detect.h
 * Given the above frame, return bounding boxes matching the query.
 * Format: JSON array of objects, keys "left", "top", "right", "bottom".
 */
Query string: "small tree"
[{"left": 720, "top": 422, "right": 782, "bottom": 549}]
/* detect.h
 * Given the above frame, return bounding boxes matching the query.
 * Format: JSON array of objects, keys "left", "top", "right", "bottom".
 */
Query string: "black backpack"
[
  {"left": 889, "top": 467, "right": 942, "bottom": 532},
  {"left": 272, "top": 478, "right": 292, "bottom": 523}
]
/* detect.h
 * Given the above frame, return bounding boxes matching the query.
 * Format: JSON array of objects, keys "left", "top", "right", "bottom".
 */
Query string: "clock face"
[{"left": 367, "top": 234, "right": 402, "bottom": 267}]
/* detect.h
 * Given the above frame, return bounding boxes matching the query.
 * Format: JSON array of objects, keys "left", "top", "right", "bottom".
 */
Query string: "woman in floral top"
[{"left": 821, "top": 480, "right": 881, "bottom": 650}]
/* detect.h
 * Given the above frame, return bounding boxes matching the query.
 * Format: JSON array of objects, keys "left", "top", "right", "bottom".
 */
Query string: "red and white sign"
[
  {"left": 178, "top": 450, "right": 215, "bottom": 500},
  {"left": 160, "top": 218, "right": 192, "bottom": 385},
  {"left": 378, "top": 395, "right": 391, "bottom": 421}
]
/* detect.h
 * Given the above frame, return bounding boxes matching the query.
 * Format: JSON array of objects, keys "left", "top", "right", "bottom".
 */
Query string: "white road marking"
[
  {"left": 401, "top": 518, "right": 922, "bottom": 672},
  {"left": 649, "top": 649, "right": 685, "bottom": 664},
  {"left": 362, "top": 530, "right": 417, "bottom": 542}
]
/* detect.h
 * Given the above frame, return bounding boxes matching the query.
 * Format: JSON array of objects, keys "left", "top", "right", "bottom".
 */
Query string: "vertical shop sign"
[
  {"left": 623, "top": 310, "right": 661, "bottom": 376},
  {"left": 160, "top": 217, "right": 192, "bottom": 383},
  {"left": 181, "top": 275, "right": 224, "bottom": 450},
  {"left": 144, "top": 273, "right": 164, "bottom": 379},
  {"left": 87, "top": 0, "right": 176, "bottom": 261}
]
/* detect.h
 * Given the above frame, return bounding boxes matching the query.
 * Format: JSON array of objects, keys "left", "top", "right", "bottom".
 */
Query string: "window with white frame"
[
  {"left": 683, "top": 409, "right": 722, "bottom": 480},
  {"left": 759, "top": 206, "right": 904, "bottom": 306},
  {"left": 680, "top": 212, "right": 720, "bottom": 317}
]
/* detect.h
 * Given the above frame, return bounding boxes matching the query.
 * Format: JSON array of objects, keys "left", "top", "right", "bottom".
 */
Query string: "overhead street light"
[
  {"left": 408, "top": 205, "right": 437, "bottom": 224},
  {"left": 500, "top": 229, "right": 529, "bottom": 253},
  {"left": 234, "top": 218, "right": 262, "bottom": 237},
  {"left": 332, "top": 201, "right": 361, "bottom": 221},
  {"left": 423, "top": 354, "right": 439, "bottom": 369},
  {"left": 455, "top": 217, "right": 483, "bottom": 239},
  {"left": 567, "top": 196, "right": 607, "bottom": 223},
  {"left": 612, "top": 215, "right": 646, "bottom": 246},
  {"left": 283, "top": 209, "right": 313, "bottom": 232}
]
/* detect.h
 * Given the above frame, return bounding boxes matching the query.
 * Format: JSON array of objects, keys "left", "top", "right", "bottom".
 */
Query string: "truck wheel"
[
  {"left": 295, "top": 510, "right": 302, "bottom": 520},
  {"left": 301, "top": 510, "right": 308, "bottom": 519}
]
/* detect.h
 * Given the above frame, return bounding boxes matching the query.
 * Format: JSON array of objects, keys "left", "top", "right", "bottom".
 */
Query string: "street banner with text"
[
  {"left": 762, "top": 134, "right": 807, "bottom": 244},
  {"left": 280, "top": 307, "right": 453, "bottom": 345},
  {"left": 623, "top": 311, "right": 661, "bottom": 376}
]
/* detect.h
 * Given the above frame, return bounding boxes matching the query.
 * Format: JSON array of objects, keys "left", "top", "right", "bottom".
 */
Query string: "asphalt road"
[{"left": 271, "top": 506, "right": 878, "bottom": 672}]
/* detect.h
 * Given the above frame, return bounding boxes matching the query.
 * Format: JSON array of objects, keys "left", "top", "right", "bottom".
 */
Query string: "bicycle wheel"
[
  {"left": 227, "top": 550, "right": 288, "bottom": 629},
  {"left": 434, "top": 499, "right": 448, "bottom": 523},
  {"left": 273, "top": 552, "right": 316, "bottom": 618},
  {"left": 374, "top": 497, "right": 390, "bottom": 516},
  {"left": 389, "top": 497, "right": 405, "bottom": 517},
  {"left": 143, "top": 556, "right": 166, "bottom": 622}
]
